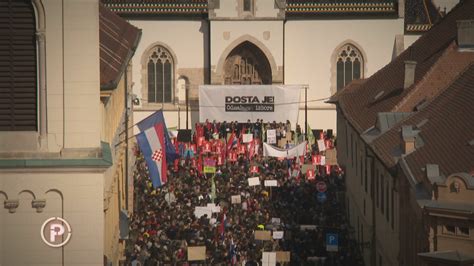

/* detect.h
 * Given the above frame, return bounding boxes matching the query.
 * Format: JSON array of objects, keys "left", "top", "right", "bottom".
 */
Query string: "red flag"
[
  {"left": 228, "top": 151, "right": 237, "bottom": 162},
  {"left": 250, "top": 165, "right": 259, "bottom": 174},
  {"left": 238, "top": 144, "right": 246, "bottom": 155},
  {"left": 197, "top": 136, "right": 205, "bottom": 146},
  {"left": 197, "top": 155, "right": 203, "bottom": 174},
  {"left": 248, "top": 140, "right": 256, "bottom": 159},
  {"left": 312, "top": 155, "right": 321, "bottom": 165},
  {"left": 174, "top": 159, "right": 179, "bottom": 172},
  {"left": 203, "top": 141, "right": 212, "bottom": 153},
  {"left": 325, "top": 165, "right": 331, "bottom": 175},
  {"left": 217, "top": 154, "right": 224, "bottom": 166}
]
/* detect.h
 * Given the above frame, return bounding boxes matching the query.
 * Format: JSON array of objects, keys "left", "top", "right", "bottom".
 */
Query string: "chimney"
[
  {"left": 402, "top": 125, "right": 416, "bottom": 154},
  {"left": 404, "top": 61, "right": 417, "bottom": 89},
  {"left": 457, "top": 20, "right": 474, "bottom": 50}
]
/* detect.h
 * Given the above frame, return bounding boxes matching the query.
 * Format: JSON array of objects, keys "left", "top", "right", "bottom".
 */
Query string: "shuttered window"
[{"left": 0, "top": 0, "right": 37, "bottom": 131}]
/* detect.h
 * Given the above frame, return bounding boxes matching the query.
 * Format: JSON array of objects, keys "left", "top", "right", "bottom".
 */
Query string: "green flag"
[{"left": 307, "top": 124, "right": 315, "bottom": 145}]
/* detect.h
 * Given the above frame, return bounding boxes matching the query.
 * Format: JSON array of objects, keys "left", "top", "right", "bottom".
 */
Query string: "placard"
[
  {"left": 271, "top": 218, "right": 281, "bottom": 225},
  {"left": 272, "top": 231, "right": 284, "bottom": 239},
  {"left": 276, "top": 251, "right": 291, "bottom": 262},
  {"left": 262, "top": 252, "right": 276, "bottom": 266},
  {"left": 248, "top": 177, "right": 260, "bottom": 186},
  {"left": 299, "top": 225, "right": 318, "bottom": 230},
  {"left": 267, "top": 130, "right": 276, "bottom": 144},
  {"left": 194, "top": 206, "right": 212, "bottom": 218},
  {"left": 317, "top": 139, "right": 326, "bottom": 152},
  {"left": 207, "top": 203, "right": 221, "bottom": 213},
  {"left": 243, "top": 133, "right": 254, "bottom": 143},
  {"left": 255, "top": 230, "right": 272, "bottom": 240},
  {"left": 264, "top": 180, "right": 278, "bottom": 187},
  {"left": 326, "top": 149, "right": 337, "bottom": 165},
  {"left": 320, "top": 155, "right": 326, "bottom": 166},
  {"left": 187, "top": 246, "right": 206, "bottom": 261},
  {"left": 231, "top": 195, "right": 241, "bottom": 204}
]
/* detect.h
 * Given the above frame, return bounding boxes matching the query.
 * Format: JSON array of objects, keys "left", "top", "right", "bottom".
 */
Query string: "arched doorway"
[{"left": 223, "top": 41, "right": 272, "bottom": 85}]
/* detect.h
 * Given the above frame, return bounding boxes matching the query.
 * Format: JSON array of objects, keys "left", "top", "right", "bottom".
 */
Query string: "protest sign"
[
  {"left": 187, "top": 246, "right": 206, "bottom": 261},
  {"left": 267, "top": 130, "right": 276, "bottom": 144},
  {"left": 231, "top": 195, "right": 241, "bottom": 204},
  {"left": 272, "top": 231, "right": 284, "bottom": 239},
  {"left": 248, "top": 177, "right": 260, "bottom": 186},
  {"left": 317, "top": 139, "right": 326, "bottom": 152},
  {"left": 255, "top": 230, "right": 272, "bottom": 241},
  {"left": 194, "top": 206, "right": 212, "bottom": 218},
  {"left": 276, "top": 252, "right": 291, "bottom": 262},
  {"left": 262, "top": 252, "right": 276, "bottom": 266},
  {"left": 264, "top": 180, "right": 278, "bottom": 187},
  {"left": 243, "top": 134, "right": 253, "bottom": 143}
]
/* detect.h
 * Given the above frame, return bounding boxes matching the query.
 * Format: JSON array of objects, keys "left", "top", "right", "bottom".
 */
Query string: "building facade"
[
  {"left": 329, "top": 1, "right": 474, "bottom": 265},
  {"left": 103, "top": 0, "right": 450, "bottom": 134},
  {"left": 0, "top": 1, "right": 140, "bottom": 265}
]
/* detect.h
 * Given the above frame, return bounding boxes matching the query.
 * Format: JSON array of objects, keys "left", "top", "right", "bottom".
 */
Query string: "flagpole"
[{"left": 305, "top": 86, "right": 308, "bottom": 141}]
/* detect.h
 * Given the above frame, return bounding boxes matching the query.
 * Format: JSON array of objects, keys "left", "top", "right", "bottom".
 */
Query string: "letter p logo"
[
  {"left": 50, "top": 223, "right": 65, "bottom": 242},
  {"left": 41, "top": 217, "right": 72, "bottom": 247}
]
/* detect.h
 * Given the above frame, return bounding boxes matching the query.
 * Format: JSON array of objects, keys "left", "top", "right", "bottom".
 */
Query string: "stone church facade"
[{"left": 104, "top": 0, "right": 450, "bottom": 133}]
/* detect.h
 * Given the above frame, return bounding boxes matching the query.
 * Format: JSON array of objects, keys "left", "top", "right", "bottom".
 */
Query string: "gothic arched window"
[
  {"left": 147, "top": 46, "right": 173, "bottom": 103},
  {"left": 243, "top": 0, "right": 253, "bottom": 12},
  {"left": 336, "top": 44, "right": 363, "bottom": 91},
  {"left": 223, "top": 41, "right": 272, "bottom": 85}
]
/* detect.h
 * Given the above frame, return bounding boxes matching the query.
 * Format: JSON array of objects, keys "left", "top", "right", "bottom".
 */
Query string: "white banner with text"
[{"left": 199, "top": 85, "right": 302, "bottom": 123}]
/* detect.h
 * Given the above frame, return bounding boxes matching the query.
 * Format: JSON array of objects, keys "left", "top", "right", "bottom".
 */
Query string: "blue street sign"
[
  {"left": 317, "top": 192, "right": 327, "bottom": 203},
  {"left": 326, "top": 233, "right": 338, "bottom": 252}
]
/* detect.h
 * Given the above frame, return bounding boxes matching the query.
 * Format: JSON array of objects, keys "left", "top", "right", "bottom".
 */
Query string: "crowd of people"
[{"left": 125, "top": 121, "right": 364, "bottom": 266}]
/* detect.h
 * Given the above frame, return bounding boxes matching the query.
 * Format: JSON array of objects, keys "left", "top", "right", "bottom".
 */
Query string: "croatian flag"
[{"left": 136, "top": 124, "right": 168, "bottom": 188}]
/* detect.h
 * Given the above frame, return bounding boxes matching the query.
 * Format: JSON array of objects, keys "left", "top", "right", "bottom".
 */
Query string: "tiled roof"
[
  {"left": 393, "top": 43, "right": 474, "bottom": 113},
  {"left": 334, "top": 0, "right": 474, "bottom": 134},
  {"left": 101, "top": 0, "right": 208, "bottom": 15},
  {"left": 100, "top": 4, "right": 141, "bottom": 89},
  {"left": 286, "top": 0, "right": 397, "bottom": 15},
  {"left": 405, "top": 0, "right": 443, "bottom": 33},
  {"left": 372, "top": 64, "right": 474, "bottom": 183},
  {"left": 403, "top": 65, "right": 474, "bottom": 182}
]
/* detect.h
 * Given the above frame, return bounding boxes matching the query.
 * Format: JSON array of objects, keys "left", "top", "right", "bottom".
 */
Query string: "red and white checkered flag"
[{"left": 151, "top": 149, "right": 163, "bottom": 162}]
